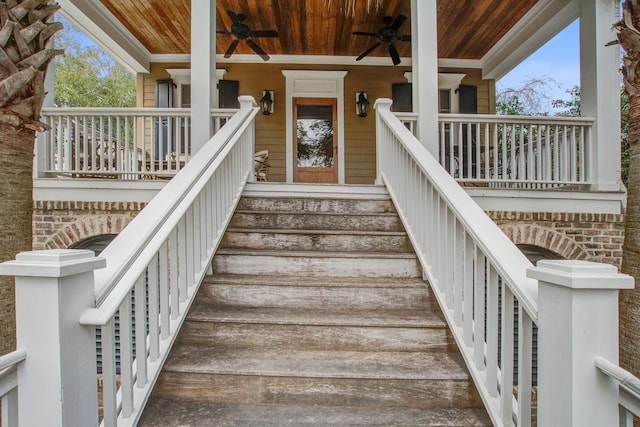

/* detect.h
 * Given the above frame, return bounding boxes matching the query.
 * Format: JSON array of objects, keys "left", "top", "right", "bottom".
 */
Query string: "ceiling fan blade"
[
  {"left": 356, "top": 42, "right": 382, "bottom": 61},
  {"left": 252, "top": 30, "right": 279, "bottom": 38},
  {"left": 224, "top": 39, "right": 240, "bottom": 58},
  {"left": 227, "top": 10, "right": 241, "bottom": 25},
  {"left": 388, "top": 43, "right": 401, "bottom": 65},
  {"left": 217, "top": 30, "right": 232, "bottom": 35},
  {"left": 398, "top": 34, "right": 411, "bottom": 42},
  {"left": 353, "top": 31, "right": 378, "bottom": 37},
  {"left": 390, "top": 14, "right": 407, "bottom": 31},
  {"left": 246, "top": 38, "right": 270, "bottom": 61}
]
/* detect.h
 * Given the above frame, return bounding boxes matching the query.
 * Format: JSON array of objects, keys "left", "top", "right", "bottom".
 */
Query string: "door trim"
[{"left": 282, "top": 70, "right": 347, "bottom": 184}]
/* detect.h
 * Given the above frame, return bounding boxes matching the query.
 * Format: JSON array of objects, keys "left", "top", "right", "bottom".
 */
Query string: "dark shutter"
[
  {"left": 155, "top": 79, "right": 173, "bottom": 108},
  {"left": 458, "top": 84, "right": 477, "bottom": 114},
  {"left": 457, "top": 84, "right": 478, "bottom": 177},
  {"left": 391, "top": 83, "right": 412, "bottom": 112},
  {"left": 155, "top": 79, "right": 173, "bottom": 160},
  {"left": 219, "top": 79, "right": 240, "bottom": 108}
]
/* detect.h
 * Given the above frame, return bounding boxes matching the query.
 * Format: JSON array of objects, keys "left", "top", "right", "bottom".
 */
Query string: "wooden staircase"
[{"left": 138, "top": 186, "right": 491, "bottom": 426}]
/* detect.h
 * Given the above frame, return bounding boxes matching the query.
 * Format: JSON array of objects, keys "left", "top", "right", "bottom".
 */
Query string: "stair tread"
[
  {"left": 186, "top": 305, "right": 446, "bottom": 327},
  {"left": 225, "top": 227, "right": 407, "bottom": 236},
  {"left": 138, "top": 400, "right": 492, "bottom": 426},
  {"left": 164, "top": 346, "right": 470, "bottom": 380},
  {"left": 203, "top": 273, "right": 429, "bottom": 288},
  {"left": 233, "top": 209, "right": 398, "bottom": 216},
  {"left": 215, "top": 248, "right": 417, "bottom": 258}
]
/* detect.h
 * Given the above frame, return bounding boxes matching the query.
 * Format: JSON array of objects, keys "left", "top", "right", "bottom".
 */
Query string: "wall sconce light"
[
  {"left": 260, "top": 90, "right": 274, "bottom": 115},
  {"left": 356, "top": 92, "right": 370, "bottom": 117}
]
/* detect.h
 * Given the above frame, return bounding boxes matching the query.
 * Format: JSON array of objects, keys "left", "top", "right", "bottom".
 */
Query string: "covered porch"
[{"left": 36, "top": 0, "right": 625, "bottom": 213}]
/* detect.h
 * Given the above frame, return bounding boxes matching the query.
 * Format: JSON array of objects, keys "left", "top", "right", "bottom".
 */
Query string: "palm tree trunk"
[
  {"left": 0, "top": 123, "right": 34, "bottom": 354},
  {"left": 617, "top": 2, "right": 640, "bottom": 425}
]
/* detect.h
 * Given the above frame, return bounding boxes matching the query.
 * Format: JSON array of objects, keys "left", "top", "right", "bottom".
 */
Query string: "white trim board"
[{"left": 282, "top": 70, "right": 348, "bottom": 184}]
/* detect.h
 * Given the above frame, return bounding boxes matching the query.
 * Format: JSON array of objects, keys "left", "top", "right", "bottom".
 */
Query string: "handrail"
[
  {"left": 595, "top": 357, "right": 640, "bottom": 396},
  {"left": 0, "top": 349, "right": 26, "bottom": 372},
  {"left": 0, "top": 349, "right": 24, "bottom": 427},
  {"left": 376, "top": 98, "right": 538, "bottom": 426},
  {"left": 38, "top": 107, "right": 238, "bottom": 179},
  {"left": 82, "top": 103, "right": 257, "bottom": 316},
  {"left": 77, "top": 96, "right": 259, "bottom": 427},
  {"left": 396, "top": 112, "right": 594, "bottom": 188},
  {"left": 595, "top": 356, "right": 640, "bottom": 421},
  {"left": 42, "top": 107, "right": 240, "bottom": 116}
]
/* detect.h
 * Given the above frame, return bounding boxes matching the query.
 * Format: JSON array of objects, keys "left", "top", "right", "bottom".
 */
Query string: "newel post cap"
[
  {"left": 0, "top": 249, "right": 105, "bottom": 278},
  {"left": 374, "top": 98, "right": 393, "bottom": 111},
  {"left": 238, "top": 95, "right": 257, "bottom": 109},
  {"left": 527, "top": 259, "right": 634, "bottom": 290}
]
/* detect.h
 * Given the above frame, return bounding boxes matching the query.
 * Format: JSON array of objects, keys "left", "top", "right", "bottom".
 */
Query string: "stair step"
[
  {"left": 150, "top": 374, "right": 483, "bottom": 409},
  {"left": 138, "top": 400, "right": 492, "bottom": 426},
  {"left": 213, "top": 250, "right": 422, "bottom": 278},
  {"left": 229, "top": 211, "right": 403, "bottom": 231},
  {"left": 164, "top": 346, "right": 470, "bottom": 380},
  {"left": 198, "top": 276, "right": 431, "bottom": 310},
  {"left": 236, "top": 196, "right": 397, "bottom": 214},
  {"left": 181, "top": 306, "right": 453, "bottom": 351},
  {"left": 220, "top": 228, "right": 412, "bottom": 252}
]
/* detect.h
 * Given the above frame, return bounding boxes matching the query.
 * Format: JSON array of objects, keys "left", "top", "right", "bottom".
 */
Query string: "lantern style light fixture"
[
  {"left": 260, "top": 90, "right": 274, "bottom": 115},
  {"left": 356, "top": 92, "right": 369, "bottom": 117}
]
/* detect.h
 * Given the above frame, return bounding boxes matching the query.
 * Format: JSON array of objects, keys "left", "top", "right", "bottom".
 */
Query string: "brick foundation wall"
[
  {"left": 489, "top": 211, "right": 625, "bottom": 268},
  {"left": 33, "top": 201, "right": 147, "bottom": 250}
]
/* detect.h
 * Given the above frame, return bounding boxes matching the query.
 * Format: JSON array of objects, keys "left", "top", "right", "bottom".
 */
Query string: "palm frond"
[{"left": 323, "top": 0, "right": 384, "bottom": 17}]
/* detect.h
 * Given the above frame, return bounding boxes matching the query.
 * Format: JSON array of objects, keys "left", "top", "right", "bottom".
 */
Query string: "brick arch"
[
  {"left": 43, "top": 214, "right": 134, "bottom": 250},
  {"left": 499, "top": 223, "right": 590, "bottom": 261}
]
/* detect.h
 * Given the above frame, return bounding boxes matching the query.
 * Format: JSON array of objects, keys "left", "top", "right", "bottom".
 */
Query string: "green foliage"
[
  {"left": 54, "top": 21, "right": 135, "bottom": 108},
  {"left": 496, "top": 77, "right": 556, "bottom": 115},
  {"left": 552, "top": 86, "right": 581, "bottom": 117}
]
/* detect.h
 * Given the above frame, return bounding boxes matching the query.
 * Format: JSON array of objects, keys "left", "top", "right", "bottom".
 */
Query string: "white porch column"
[
  {"left": 580, "top": 0, "right": 621, "bottom": 191},
  {"left": 0, "top": 250, "right": 105, "bottom": 427},
  {"left": 529, "top": 260, "right": 634, "bottom": 427},
  {"left": 190, "top": 0, "right": 217, "bottom": 154},
  {"left": 410, "top": 0, "right": 439, "bottom": 156}
]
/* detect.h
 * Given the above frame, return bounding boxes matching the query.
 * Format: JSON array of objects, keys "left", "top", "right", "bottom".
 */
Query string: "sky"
[{"left": 496, "top": 20, "right": 581, "bottom": 112}]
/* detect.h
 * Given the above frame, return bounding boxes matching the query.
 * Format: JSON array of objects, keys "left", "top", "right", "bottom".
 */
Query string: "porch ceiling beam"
[
  {"left": 482, "top": 0, "right": 578, "bottom": 80},
  {"left": 57, "top": 0, "right": 151, "bottom": 74}
]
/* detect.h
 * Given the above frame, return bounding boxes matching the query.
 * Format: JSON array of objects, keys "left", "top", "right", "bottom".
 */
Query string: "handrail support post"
[
  {"left": 528, "top": 260, "right": 634, "bottom": 426},
  {"left": 0, "top": 250, "right": 105, "bottom": 427}
]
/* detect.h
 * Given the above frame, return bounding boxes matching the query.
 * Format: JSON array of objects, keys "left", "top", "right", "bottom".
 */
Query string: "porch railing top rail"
[
  {"left": 41, "top": 107, "right": 240, "bottom": 116},
  {"left": 595, "top": 356, "right": 640, "bottom": 421},
  {"left": 394, "top": 111, "right": 595, "bottom": 125},
  {"left": 80, "top": 98, "right": 259, "bottom": 324}
]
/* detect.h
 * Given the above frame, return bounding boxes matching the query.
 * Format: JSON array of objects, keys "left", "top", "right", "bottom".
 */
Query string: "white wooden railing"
[
  {"left": 378, "top": 99, "right": 633, "bottom": 426},
  {"left": 0, "top": 96, "right": 259, "bottom": 427},
  {"left": 80, "top": 97, "right": 258, "bottom": 426},
  {"left": 38, "top": 107, "right": 237, "bottom": 178},
  {"left": 0, "top": 349, "right": 25, "bottom": 427},
  {"left": 595, "top": 357, "right": 640, "bottom": 426},
  {"left": 396, "top": 113, "right": 594, "bottom": 188}
]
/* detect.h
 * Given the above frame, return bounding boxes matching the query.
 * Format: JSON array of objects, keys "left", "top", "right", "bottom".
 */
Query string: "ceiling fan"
[
  {"left": 217, "top": 10, "right": 279, "bottom": 61},
  {"left": 353, "top": 15, "right": 411, "bottom": 66}
]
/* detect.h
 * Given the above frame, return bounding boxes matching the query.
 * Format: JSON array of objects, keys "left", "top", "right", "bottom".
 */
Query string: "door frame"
[
  {"left": 282, "top": 70, "right": 347, "bottom": 184},
  {"left": 293, "top": 97, "right": 339, "bottom": 183}
]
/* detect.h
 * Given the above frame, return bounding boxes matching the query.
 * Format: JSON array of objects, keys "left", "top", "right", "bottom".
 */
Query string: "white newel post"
[
  {"left": 0, "top": 250, "right": 105, "bottom": 427},
  {"left": 528, "top": 260, "right": 634, "bottom": 427},
  {"left": 374, "top": 98, "right": 393, "bottom": 185}
]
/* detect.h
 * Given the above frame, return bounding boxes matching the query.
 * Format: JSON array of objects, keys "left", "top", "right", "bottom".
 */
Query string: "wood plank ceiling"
[{"left": 100, "top": 0, "right": 538, "bottom": 61}]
